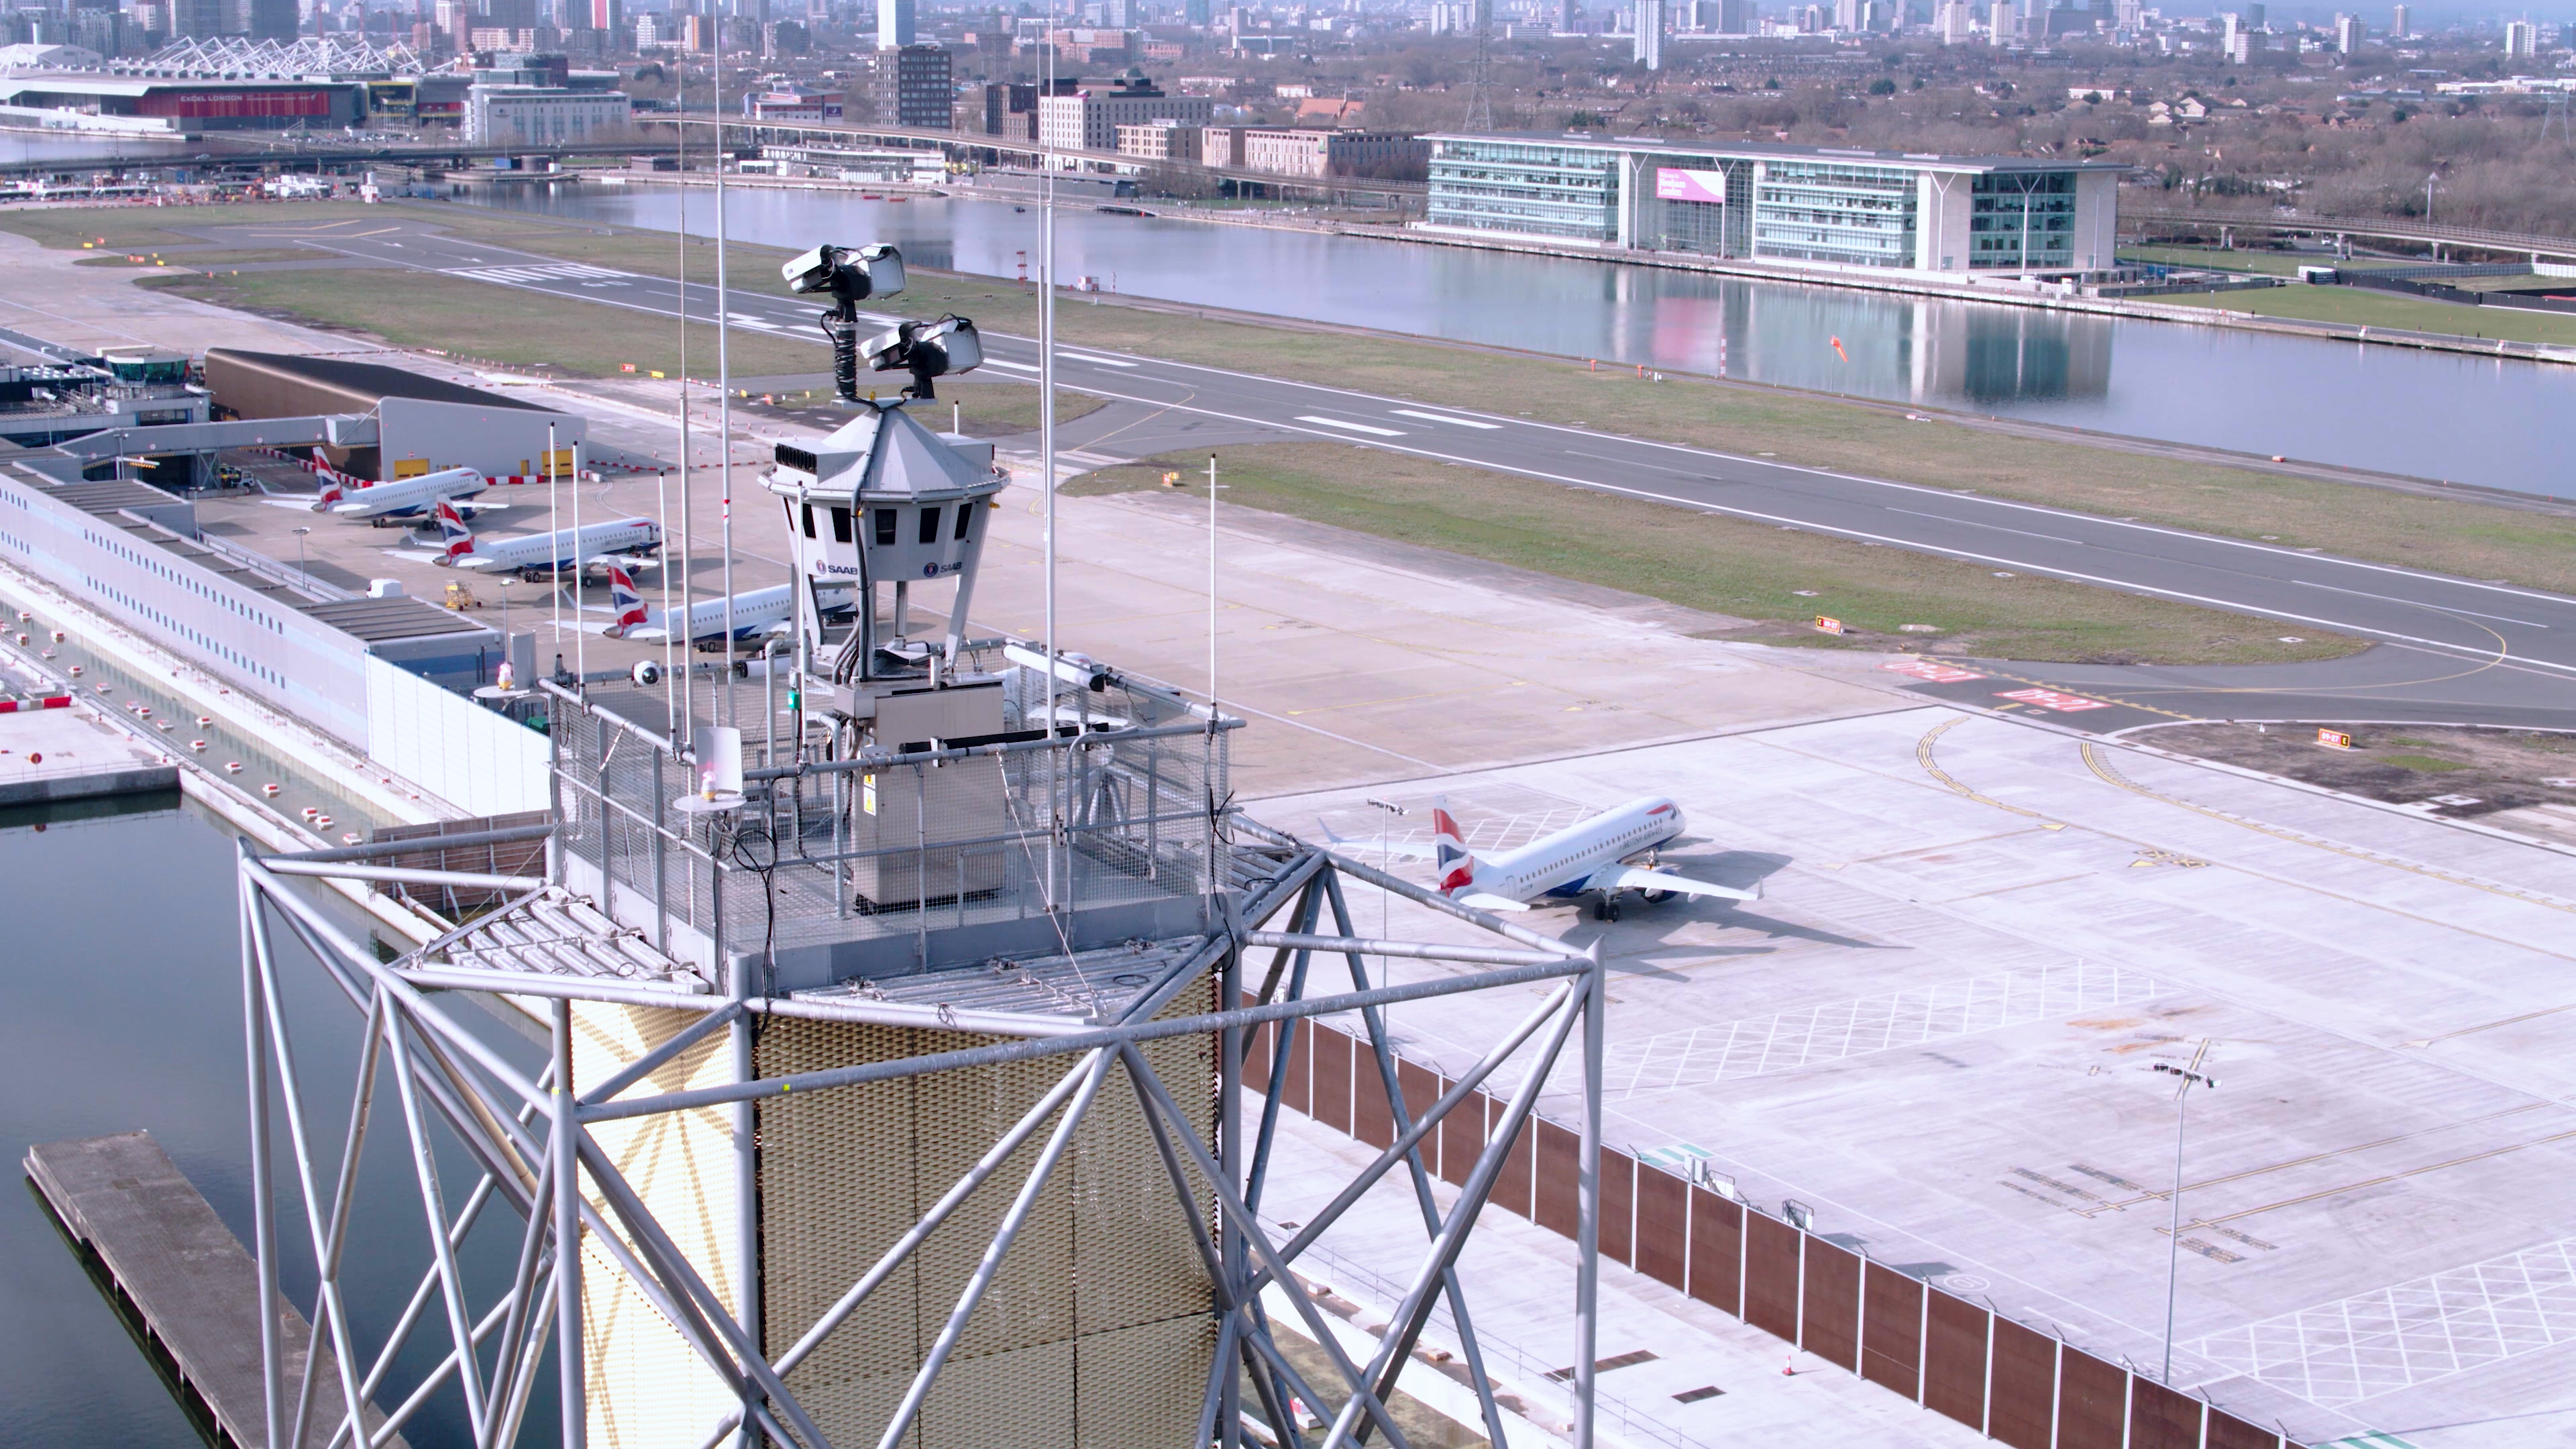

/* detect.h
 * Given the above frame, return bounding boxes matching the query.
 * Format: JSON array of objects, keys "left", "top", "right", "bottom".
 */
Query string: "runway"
[{"left": 200, "top": 214, "right": 2576, "bottom": 731}]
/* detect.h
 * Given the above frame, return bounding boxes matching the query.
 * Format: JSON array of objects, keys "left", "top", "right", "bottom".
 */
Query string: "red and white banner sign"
[{"left": 1881, "top": 659, "right": 1986, "bottom": 684}]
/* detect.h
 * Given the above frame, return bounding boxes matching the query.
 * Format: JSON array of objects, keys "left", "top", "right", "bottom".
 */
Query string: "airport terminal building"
[{"left": 1422, "top": 134, "right": 2125, "bottom": 279}]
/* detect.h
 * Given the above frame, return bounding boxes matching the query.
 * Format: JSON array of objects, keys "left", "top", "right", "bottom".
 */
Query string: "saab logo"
[{"left": 922, "top": 561, "right": 960, "bottom": 578}]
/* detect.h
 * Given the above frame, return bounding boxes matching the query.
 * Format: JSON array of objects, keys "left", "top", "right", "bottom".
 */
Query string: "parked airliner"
[
  {"left": 1334, "top": 796, "right": 1756, "bottom": 920},
  {"left": 602, "top": 570, "right": 855, "bottom": 643},
  {"left": 319, "top": 465, "right": 490, "bottom": 522},
  {"left": 435, "top": 501, "right": 661, "bottom": 578}
]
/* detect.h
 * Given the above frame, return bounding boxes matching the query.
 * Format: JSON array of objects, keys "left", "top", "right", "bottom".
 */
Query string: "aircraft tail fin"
[
  {"left": 605, "top": 564, "right": 648, "bottom": 637},
  {"left": 434, "top": 499, "right": 476, "bottom": 561},
  {"left": 1430, "top": 796, "right": 1478, "bottom": 896}
]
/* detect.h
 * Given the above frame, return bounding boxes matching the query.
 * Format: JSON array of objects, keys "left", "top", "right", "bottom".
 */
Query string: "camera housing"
[{"left": 781, "top": 242, "right": 907, "bottom": 300}]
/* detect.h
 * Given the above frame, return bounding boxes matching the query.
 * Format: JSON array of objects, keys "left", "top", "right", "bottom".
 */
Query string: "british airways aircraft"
[
  {"left": 317, "top": 465, "right": 492, "bottom": 522},
  {"left": 433, "top": 501, "right": 661, "bottom": 578},
  {"left": 602, "top": 570, "right": 855, "bottom": 643},
  {"left": 1334, "top": 796, "right": 1757, "bottom": 920}
]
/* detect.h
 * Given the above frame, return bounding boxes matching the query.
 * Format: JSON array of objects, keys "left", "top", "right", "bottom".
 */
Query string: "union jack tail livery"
[
  {"left": 604, "top": 565, "right": 648, "bottom": 637},
  {"left": 434, "top": 500, "right": 476, "bottom": 560},
  {"left": 313, "top": 478, "right": 345, "bottom": 510},
  {"left": 1430, "top": 796, "right": 1479, "bottom": 896}
]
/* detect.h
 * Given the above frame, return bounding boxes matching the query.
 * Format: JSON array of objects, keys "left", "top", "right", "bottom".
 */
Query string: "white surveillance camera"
[
  {"left": 857, "top": 242, "right": 905, "bottom": 296},
  {"left": 782, "top": 244, "right": 838, "bottom": 294},
  {"left": 631, "top": 659, "right": 663, "bottom": 687}
]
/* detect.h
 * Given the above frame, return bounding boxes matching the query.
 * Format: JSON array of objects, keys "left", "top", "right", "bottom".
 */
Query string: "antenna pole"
[
  {"left": 547, "top": 419, "right": 560, "bottom": 666},
  {"left": 572, "top": 437, "right": 584, "bottom": 687},
  {"left": 1040, "top": 0, "right": 1061, "bottom": 908},
  {"left": 657, "top": 468, "right": 676, "bottom": 724},
  {"left": 1208, "top": 452, "right": 1217, "bottom": 713},
  {"left": 676, "top": 58, "right": 694, "bottom": 749},
  {"left": 715, "top": 54, "right": 737, "bottom": 730}
]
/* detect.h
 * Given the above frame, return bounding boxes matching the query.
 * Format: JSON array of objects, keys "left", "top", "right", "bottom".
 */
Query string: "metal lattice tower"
[
  {"left": 1462, "top": 0, "right": 1495, "bottom": 133},
  {"left": 227, "top": 657, "right": 1609, "bottom": 1446}
]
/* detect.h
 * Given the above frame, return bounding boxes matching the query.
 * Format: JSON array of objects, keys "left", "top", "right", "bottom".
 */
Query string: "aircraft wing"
[
  {"left": 1456, "top": 892, "right": 1530, "bottom": 912},
  {"left": 587, "top": 553, "right": 659, "bottom": 570},
  {"left": 1584, "top": 865, "right": 1758, "bottom": 903}
]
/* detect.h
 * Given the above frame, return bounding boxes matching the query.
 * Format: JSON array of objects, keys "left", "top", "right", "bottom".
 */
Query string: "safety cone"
[{"left": 1782, "top": 1350, "right": 1794, "bottom": 1377}]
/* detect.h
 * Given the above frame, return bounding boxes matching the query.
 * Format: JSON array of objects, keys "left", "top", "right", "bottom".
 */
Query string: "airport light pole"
[
  {"left": 290, "top": 526, "right": 310, "bottom": 582},
  {"left": 2155, "top": 1055, "right": 2218, "bottom": 1382},
  {"left": 1366, "top": 798, "right": 1405, "bottom": 951}
]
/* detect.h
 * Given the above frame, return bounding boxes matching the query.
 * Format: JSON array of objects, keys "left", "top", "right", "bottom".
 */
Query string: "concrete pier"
[
  {"left": 0, "top": 690, "right": 176, "bottom": 806},
  {"left": 24, "top": 1130, "right": 394, "bottom": 1449}
]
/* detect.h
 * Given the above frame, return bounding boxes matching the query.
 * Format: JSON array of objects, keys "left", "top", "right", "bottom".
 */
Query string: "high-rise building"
[
  {"left": 1183, "top": 0, "right": 1209, "bottom": 25},
  {"left": 1831, "top": 0, "right": 1858, "bottom": 28},
  {"left": 865, "top": 42, "right": 950, "bottom": 125},
  {"left": 2333, "top": 12, "right": 2360, "bottom": 50},
  {"left": 1633, "top": 0, "right": 1662, "bottom": 63},
  {"left": 1987, "top": 0, "right": 2013, "bottom": 40},
  {"left": 2241, "top": 3, "right": 2263, "bottom": 27},
  {"left": 171, "top": 0, "right": 226, "bottom": 37},
  {"left": 2504, "top": 18, "right": 2537, "bottom": 54},
  {"left": 1935, "top": 0, "right": 1972, "bottom": 41},
  {"left": 2389, "top": 2, "right": 2406, "bottom": 36},
  {"left": 875, "top": 0, "right": 912, "bottom": 48},
  {"left": 1718, "top": 0, "right": 1754, "bottom": 30}
]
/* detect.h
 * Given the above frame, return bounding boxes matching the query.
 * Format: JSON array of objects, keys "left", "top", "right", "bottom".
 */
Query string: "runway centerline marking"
[
  {"left": 1389, "top": 409, "right": 1503, "bottom": 429},
  {"left": 1886, "top": 506, "right": 2088, "bottom": 547}
]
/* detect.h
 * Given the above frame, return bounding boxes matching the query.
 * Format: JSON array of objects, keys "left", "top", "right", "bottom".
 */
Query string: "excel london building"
[{"left": 1422, "top": 133, "right": 2127, "bottom": 280}]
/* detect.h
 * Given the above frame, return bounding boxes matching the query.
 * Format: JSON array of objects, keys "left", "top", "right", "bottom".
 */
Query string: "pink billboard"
[{"left": 1654, "top": 168, "right": 1728, "bottom": 205}]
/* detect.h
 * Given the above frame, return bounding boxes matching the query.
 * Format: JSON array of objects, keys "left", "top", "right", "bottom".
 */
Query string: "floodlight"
[
  {"left": 859, "top": 316, "right": 985, "bottom": 402},
  {"left": 780, "top": 241, "right": 908, "bottom": 300},
  {"left": 790, "top": 241, "right": 946, "bottom": 402}
]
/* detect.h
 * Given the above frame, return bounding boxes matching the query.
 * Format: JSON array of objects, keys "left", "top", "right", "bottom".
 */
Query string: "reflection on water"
[
  {"left": 0, "top": 798, "right": 538, "bottom": 1448},
  {"left": 458, "top": 184, "right": 2575, "bottom": 495}
]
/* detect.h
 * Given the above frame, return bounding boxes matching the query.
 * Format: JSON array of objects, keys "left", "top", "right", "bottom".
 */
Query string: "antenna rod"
[
  {"left": 572, "top": 436, "right": 584, "bottom": 687},
  {"left": 1208, "top": 452, "right": 1217, "bottom": 713},
  {"left": 715, "top": 52, "right": 737, "bottom": 731},
  {"left": 1040, "top": 0, "right": 1061, "bottom": 908},
  {"left": 676, "top": 58, "right": 694, "bottom": 749},
  {"left": 547, "top": 418, "right": 559, "bottom": 669}
]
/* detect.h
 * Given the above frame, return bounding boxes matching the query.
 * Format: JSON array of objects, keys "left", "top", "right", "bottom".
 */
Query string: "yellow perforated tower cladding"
[{"left": 755, "top": 975, "right": 1220, "bottom": 1448}]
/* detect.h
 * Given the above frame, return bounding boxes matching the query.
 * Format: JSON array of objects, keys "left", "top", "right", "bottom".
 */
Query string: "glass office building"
[
  {"left": 1421, "top": 134, "right": 2122, "bottom": 277},
  {"left": 1424, "top": 136, "right": 1622, "bottom": 243}
]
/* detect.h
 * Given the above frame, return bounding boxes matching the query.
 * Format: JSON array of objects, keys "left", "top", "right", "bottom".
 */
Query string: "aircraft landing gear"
[{"left": 1593, "top": 894, "right": 1623, "bottom": 922}]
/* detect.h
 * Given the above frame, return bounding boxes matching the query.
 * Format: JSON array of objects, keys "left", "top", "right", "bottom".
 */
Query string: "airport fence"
[{"left": 1248, "top": 1006, "right": 2307, "bottom": 1449}]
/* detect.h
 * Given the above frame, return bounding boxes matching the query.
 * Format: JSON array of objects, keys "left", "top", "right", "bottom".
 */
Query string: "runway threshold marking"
[
  {"left": 1295, "top": 415, "right": 1405, "bottom": 437},
  {"left": 1389, "top": 409, "right": 1503, "bottom": 429},
  {"left": 2078, "top": 741, "right": 2576, "bottom": 915}
]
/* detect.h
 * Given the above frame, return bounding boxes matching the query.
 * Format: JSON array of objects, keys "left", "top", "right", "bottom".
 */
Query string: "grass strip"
[
  {"left": 33, "top": 201, "right": 2576, "bottom": 598},
  {"left": 2153, "top": 282, "right": 2576, "bottom": 347},
  {"left": 1069, "top": 443, "right": 2363, "bottom": 667}
]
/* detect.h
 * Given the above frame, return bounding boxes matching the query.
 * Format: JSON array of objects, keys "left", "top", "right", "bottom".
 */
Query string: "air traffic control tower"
[{"left": 227, "top": 260, "right": 1610, "bottom": 1449}]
